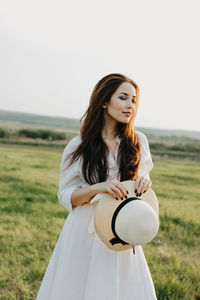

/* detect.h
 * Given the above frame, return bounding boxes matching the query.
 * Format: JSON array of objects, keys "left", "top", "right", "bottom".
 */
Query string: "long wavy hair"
[{"left": 65, "top": 73, "right": 141, "bottom": 184}]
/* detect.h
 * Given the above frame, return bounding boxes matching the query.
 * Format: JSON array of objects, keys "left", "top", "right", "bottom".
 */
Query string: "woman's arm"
[
  {"left": 71, "top": 185, "right": 97, "bottom": 208},
  {"left": 71, "top": 179, "right": 128, "bottom": 208}
]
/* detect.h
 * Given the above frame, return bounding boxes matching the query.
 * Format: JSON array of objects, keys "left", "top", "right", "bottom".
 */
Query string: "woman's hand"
[
  {"left": 91, "top": 179, "right": 128, "bottom": 200},
  {"left": 134, "top": 176, "right": 152, "bottom": 197}
]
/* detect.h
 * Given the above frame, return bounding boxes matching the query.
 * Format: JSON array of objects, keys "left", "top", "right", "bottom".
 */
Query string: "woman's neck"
[
  {"left": 101, "top": 116, "right": 117, "bottom": 140},
  {"left": 101, "top": 127, "right": 117, "bottom": 141}
]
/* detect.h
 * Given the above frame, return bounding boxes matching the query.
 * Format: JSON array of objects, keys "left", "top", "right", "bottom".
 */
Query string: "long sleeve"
[
  {"left": 136, "top": 130, "right": 153, "bottom": 180},
  {"left": 57, "top": 136, "right": 83, "bottom": 213}
]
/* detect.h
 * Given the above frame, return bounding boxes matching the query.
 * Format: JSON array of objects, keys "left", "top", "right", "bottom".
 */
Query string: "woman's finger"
[
  {"left": 136, "top": 177, "right": 146, "bottom": 195},
  {"left": 140, "top": 178, "right": 149, "bottom": 194},
  {"left": 111, "top": 180, "right": 127, "bottom": 199},
  {"left": 120, "top": 182, "right": 129, "bottom": 196},
  {"left": 110, "top": 184, "right": 124, "bottom": 200},
  {"left": 117, "top": 182, "right": 128, "bottom": 198},
  {"left": 134, "top": 176, "right": 141, "bottom": 194},
  {"left": 106, "top": 187, "right": 118, "bottom": 199},
  {"left": 143, "top": 179, "right": 152, "bottom": 193}
]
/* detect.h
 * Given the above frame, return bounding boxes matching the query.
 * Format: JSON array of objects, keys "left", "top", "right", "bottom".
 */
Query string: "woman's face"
[{"left": 104, "top": 81, "right": 137, "bottom": 124}]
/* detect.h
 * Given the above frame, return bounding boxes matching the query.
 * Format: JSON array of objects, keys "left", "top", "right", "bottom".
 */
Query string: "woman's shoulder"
[
  {"left": 63, "top": 135, "right": 82, "bottom": 154},
  {"left": 135, "top": 129, "right": 152, "bottom": 161},
  {"left": 135, "top": 129, "right": 152, "bottom": 154},
  {"left": 135, "top": 129, "right": 149, "bottom": 144},
  {"left": 135, "top": 130, "right": 153, "bottom": 175}
]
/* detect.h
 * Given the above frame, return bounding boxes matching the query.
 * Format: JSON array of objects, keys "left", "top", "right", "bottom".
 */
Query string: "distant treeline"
[
  {"left": 0, "top": 127, "right": 67, "bottom": 140},
  {"left": 150, "top": 142, "right": 200, "bottom": 154},
  {"left": 1, "top": 126, "right": 200, "bottom": 160}
]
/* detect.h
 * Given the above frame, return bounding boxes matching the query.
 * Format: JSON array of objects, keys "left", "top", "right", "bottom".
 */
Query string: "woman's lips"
[{"left": 123, "top": 112, "right": 132, "bottom": 116}]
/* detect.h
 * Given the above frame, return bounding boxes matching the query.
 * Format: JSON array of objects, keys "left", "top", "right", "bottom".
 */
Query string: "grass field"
[{"left": 0, "top": 144, "right": 200, "bottom": 299}]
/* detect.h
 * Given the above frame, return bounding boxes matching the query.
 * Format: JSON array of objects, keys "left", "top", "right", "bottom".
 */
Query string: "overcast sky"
[{"left": 0, "top": 0, "right": 200, "bottom": 131}]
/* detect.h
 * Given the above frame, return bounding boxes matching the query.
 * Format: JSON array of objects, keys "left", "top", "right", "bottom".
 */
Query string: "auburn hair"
[{"left": 65, "top": 73, "right": 141, "bottom": 185}]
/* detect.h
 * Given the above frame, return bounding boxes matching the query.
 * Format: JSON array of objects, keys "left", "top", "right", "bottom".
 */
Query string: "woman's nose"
[{"left": 126, "top": 100, "right": 134, "bottom": 108}]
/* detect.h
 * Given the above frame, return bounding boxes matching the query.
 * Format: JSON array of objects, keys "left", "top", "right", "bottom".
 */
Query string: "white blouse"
[{"left": 57, "top": 130, "right": 153, "bottom": 213}]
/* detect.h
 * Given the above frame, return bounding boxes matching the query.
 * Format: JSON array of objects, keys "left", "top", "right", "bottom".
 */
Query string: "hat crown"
[{"left": 115, "top": 200, "right": 159, "bottom": 245}]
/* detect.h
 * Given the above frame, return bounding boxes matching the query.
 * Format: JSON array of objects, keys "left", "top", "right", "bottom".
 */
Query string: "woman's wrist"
[
  {"left": 71, "top": 184, "right": 98, "bottom": 207},
  {"left": 88, "top": 183, "right": 98, "bottom": 197}
]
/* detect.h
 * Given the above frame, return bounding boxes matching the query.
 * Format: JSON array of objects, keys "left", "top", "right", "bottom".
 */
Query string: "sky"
[{"left": 0, "top": 0, "right": 200, "bottom": 131}]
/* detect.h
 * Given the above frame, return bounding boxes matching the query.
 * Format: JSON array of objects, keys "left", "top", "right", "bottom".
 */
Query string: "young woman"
[{"left": 36, "top": 73, "right": 157, "bottom": 300}]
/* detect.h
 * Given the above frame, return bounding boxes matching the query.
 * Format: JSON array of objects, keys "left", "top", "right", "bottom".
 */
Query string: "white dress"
[{"left": 36, "top": 130, "right": 157, "bottom": 300}]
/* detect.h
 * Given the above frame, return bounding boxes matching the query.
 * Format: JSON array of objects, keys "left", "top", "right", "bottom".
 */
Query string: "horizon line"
[{"left": 0, "top": 108, "right": 199, "bottom": 134}]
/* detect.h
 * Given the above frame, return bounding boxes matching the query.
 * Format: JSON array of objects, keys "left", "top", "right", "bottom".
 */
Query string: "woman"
[{"left": 36, "top": 73, "right": 157, "bottom": 300}]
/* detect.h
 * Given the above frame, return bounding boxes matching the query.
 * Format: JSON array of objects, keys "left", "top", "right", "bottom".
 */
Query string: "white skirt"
[{"left": 36, "top": 203, "right": 157, "bottom": 300}]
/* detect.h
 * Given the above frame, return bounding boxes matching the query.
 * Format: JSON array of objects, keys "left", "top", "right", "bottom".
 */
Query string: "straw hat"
[{"left": 94, "top": 180, "right": 159, "bottom": 253}]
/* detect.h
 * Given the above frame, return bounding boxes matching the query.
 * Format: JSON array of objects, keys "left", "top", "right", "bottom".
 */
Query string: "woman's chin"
[{"left": 118, "top": 119, "right": 130, "bottom": 124}]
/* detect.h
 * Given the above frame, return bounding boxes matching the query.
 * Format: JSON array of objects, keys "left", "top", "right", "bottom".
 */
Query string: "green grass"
[
  {"left": 143, "top": 159, "right": 200, "bottom": 300},
  {"left": 0, "top": 145, "right": 200, "bottom": 299}
]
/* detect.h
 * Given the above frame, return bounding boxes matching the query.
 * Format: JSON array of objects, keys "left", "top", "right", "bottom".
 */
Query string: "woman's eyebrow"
[{"left": 119, "top": 92, "right": 136, "bottom": 98}]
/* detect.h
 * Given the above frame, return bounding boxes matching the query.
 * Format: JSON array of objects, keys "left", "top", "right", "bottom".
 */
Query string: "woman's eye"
[{"left": 119, "top": 96, "right": 136, "bottom": 103}]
